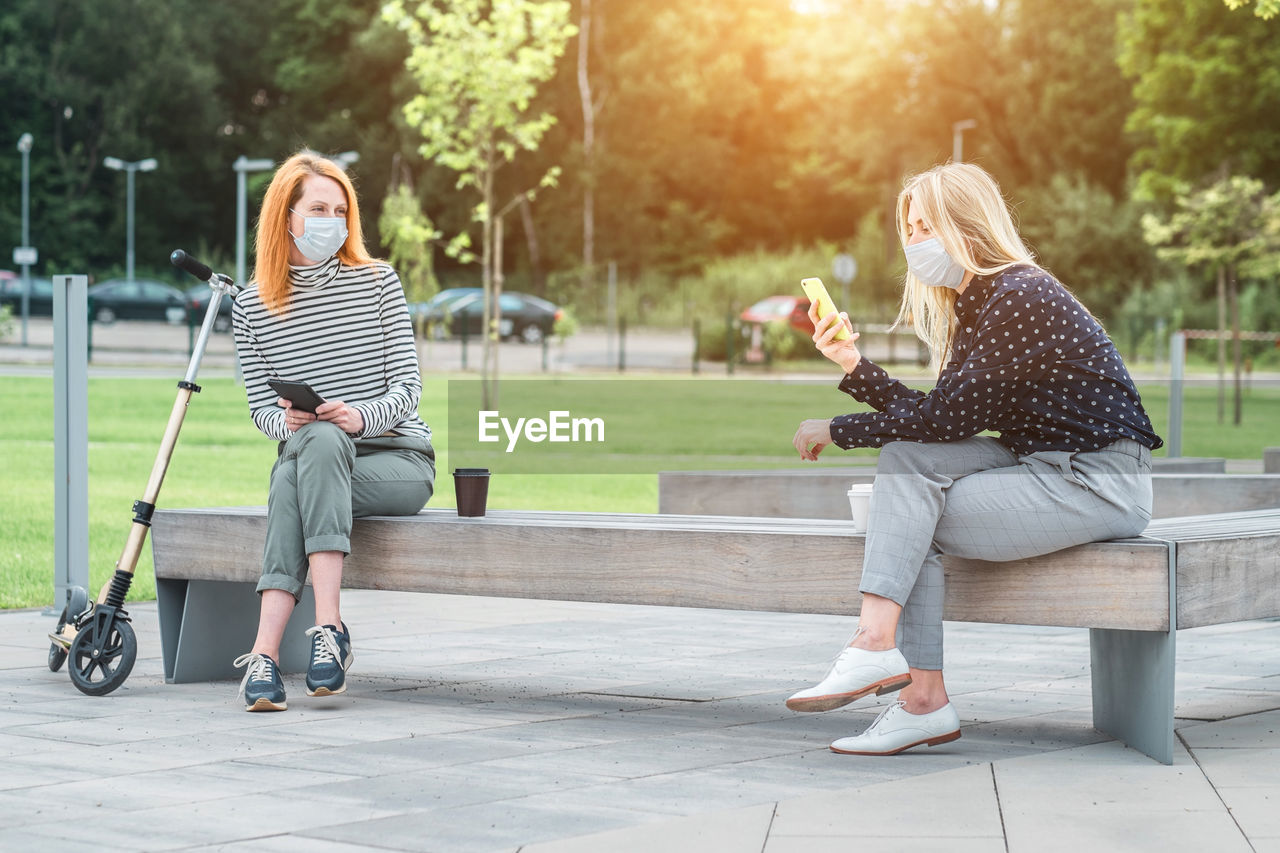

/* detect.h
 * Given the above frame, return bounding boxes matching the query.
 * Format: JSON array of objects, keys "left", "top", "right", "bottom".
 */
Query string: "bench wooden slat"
[
  {"left": 658, "top": 470, "right": 1280, "bottom": 520},
  {"left": 1175, "top": 532, "right": 1280, "bottom": 628},
  {"left": 151, "top": 507, "right": 1172, "bottom": 630},
  {"left": 1145, "top": 508, "right": 1280, "bottom": 541}
]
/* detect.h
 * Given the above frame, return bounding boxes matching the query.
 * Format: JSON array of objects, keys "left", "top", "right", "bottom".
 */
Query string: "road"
[{"left": 0, "top": 317, "right": 935, "bottom": 377}]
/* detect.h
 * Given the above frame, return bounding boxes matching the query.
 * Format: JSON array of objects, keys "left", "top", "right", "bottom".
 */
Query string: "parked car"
[
  {"left": 0, "top": 275, "right": 55, "bottom": 317},
  {"left": 186, "top": 283, "right": 235, "bottom": 332},
  {"left": 425, "top": 291, "right": 562, "bottom": 343},
  {"left": 87, "top": 278, "right": 190, "bottom": 324},
  {"left": 407, "top": 287, "right": 482, "bottom": 326},
  {"left": 739, "top": 294, "right": 815, "bottom": 335},
  {"left": 410, "top": 289, "right": 561, "bottom": 343}
]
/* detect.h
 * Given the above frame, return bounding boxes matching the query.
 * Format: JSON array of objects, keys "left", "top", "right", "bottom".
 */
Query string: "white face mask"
[
  {"left": 289, "top": 209, "right": 348, "bottom": 263},
  {"left": 904, "top": 237, "right": 966, "bottom": 290}
]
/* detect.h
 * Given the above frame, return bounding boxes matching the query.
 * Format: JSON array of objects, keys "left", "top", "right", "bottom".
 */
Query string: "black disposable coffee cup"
[{"left": 453, "top": 468, "right": 491, "bottom": 517}]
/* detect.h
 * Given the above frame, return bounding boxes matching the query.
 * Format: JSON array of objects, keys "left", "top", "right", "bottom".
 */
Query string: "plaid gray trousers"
[{"left": 859, "top": 436, "right": 1152, "bottom": 670}]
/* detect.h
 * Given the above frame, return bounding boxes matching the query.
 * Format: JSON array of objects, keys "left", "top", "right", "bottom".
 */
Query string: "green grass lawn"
[{"left": 2, "top": 373, "right": 1277, "bottom": 609}]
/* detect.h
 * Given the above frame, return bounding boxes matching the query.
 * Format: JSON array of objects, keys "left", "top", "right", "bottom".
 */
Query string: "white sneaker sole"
[
  {"left": 830, "top": 728, "right": 961, "bottom": 756},
  {"left": 785, "top": 673, "right": 913, "bottom": 713}
]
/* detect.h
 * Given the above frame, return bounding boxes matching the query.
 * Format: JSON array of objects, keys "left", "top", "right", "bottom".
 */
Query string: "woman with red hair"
[{"left": 230, "top": 150, "right": 434, "bottom": 711}]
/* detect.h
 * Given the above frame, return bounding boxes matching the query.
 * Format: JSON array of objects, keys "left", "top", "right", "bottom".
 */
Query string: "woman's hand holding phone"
[{"left": 808, "top": 302, "right": 861, "bottom": 375}]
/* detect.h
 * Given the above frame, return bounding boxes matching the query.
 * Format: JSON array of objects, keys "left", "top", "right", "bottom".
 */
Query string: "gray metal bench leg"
[
  {"left": 157, "top": 578, "right": 315, "bottom": 683},
  {"left": 1089, "top": 626, "right": 1176, "bottom": 764}
]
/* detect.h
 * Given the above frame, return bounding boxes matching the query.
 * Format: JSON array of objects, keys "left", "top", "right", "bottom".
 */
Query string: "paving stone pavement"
[{"left": 2, "top": 591, "right": 1277, "bottom": 852}]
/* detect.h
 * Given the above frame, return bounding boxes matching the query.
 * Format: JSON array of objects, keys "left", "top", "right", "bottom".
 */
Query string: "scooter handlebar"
[{"left": 170, "top": 249, "right": 214, "bottom": 282}]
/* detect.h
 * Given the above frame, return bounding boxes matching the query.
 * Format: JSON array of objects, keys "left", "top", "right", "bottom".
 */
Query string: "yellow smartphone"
[{"left": 800, "top": 277, "right": 851, "bottom": 341}]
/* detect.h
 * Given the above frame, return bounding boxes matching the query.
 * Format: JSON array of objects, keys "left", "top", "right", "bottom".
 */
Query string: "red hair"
[{"left": 252, "top": 150, "right": 376, "bottom": 314}]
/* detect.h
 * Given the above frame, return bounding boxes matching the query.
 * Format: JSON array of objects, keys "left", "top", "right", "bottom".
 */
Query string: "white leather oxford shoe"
[
  {"left": 785, "top": 645, "right": 912, "bottom": 713},
  {"left": 829, "top": 701, "right": 961, "bottom": 755}
]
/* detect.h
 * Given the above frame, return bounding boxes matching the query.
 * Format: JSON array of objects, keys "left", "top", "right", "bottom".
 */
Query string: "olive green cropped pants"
[{"left": 257, "top": 421, "right": 435, "bottom": 599}]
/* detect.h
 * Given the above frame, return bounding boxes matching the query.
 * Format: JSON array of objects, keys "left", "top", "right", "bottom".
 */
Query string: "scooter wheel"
[
  {"left": 68, "top": 618, "right": 137, "bottom": 696},
  {"left": 48, "top": 587, "right": 88, "bottom": 673},
  {"left": 48, "top": 638, "right": 68, "bottom": 672},
  {"left": 67, "top": 585, "right": 90, "bottom": 619}
]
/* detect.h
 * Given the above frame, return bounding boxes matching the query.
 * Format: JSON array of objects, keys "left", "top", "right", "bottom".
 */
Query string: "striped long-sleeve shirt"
[{"left": 231, "top": 257, "right": 430, "bottom": 443}]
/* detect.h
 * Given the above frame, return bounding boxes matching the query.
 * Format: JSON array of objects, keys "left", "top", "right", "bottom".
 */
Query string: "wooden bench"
[
  {"left": 150, "top": 506, "right": 1280, "bottom": 765},
  {"left": 1148, "top": 457, "right": 1227, "bottom": 474},
  {"left": 658, "top": 470, "right": 1280, "bottom": 520}
]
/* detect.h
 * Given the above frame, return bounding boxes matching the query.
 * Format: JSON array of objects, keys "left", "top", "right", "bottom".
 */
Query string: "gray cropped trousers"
[
  {"left": 859, "top": 436, "right": 1152, "bottom": 670},
  {"left": 258, "top": 421, "right": 436, "bottom": 600}
]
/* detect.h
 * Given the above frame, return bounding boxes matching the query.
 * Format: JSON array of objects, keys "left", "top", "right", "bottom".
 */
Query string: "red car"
[{"left": 740, "top": 295, "right": 815, "bottom": 334}]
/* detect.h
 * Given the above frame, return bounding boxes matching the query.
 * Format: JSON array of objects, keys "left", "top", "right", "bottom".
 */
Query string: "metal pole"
[
  {"left": 461, "top": 319, "right": 468, "bottom": 370},
  {"left": 606, "top": 261, "right": 617, "bottom": 367},
  {"left": 726, "top": 311, "right": 734, "bottom": 376},
  {"left": 52, "top": 275, "right": 90, "bottom": 611},
  {"left": 1168, "top": 331, "right": 1185, "bottom": 458},
  {"left": 236, "top": 164, "right": 247, "bottom": 290},
  {"left": 125, "top": 166, "right": 136, "bottom": 281},
  {"left": 952, "top": 119, "right": 976, "bottom": 163},
  {"left": 231, "top": 157, "right": 273, "bottom": 385},
  {"left": 20, "top": 141, "right": 31, "bottom": 346}
]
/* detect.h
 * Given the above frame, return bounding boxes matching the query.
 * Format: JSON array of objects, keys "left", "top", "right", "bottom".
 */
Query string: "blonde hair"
[
  {"left": 253, "top": 150, "right": 376, "bottom": 314},
  {"left": 892, "top": 162, "right": 1037, "bottom": 370}
]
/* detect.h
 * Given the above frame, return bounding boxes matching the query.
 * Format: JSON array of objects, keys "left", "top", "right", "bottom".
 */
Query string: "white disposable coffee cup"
[{"left": 847, "top": 483, "right": 874, "bottom": 533}]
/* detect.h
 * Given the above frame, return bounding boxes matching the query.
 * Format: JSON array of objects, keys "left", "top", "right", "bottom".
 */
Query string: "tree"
[
  {"left": 213, "top": 0, "right": 420, "bottom": 256},
  {"left": 898, "top": 0, "right": 1137, "bottom": 194},
  {"left": 0, "top": 0, "right": 226, "bottom": 277},
  {"left": 385, "top": 0, "right": 575, "bottom": 406},
  {"left": 1223, "top": 0, "right": 1279, "bottom": 18},
  {"left": 1143, "top": 176, "right": 1280, "bottom": 424},
  {"left": 1119, "top": 0, "right": 1280, "bottom": 201},
  {"left": 575, "top": 0, "right": 601, "bottom": 297},
  {"left": 1019, "top": 174, "right": 1158, "bottom": 317},
  {"left": 760, "top": 0, "right": 1139, "bottom": 282},
  {"left": 0, "top": 0, "right": 413, "bottom": 283},
  {"left": 379, "top": 176, "right": 441, "bottom": 340}
]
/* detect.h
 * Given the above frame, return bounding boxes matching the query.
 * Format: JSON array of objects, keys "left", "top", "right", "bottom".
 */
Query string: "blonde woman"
[
  {"left": 230, "top": 150, "right": 434, "bottom": 711},
  {"left": 788, "top": 162, "right": 1161, "bottom": 754}
]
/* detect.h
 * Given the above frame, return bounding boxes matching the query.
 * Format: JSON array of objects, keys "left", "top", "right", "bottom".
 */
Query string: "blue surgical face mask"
[
  {"left": 289, "top": 209, "right": 348, "bottom": 263},
  {"left": 904, "top": 237, "right": 966, "bottom": 290}
]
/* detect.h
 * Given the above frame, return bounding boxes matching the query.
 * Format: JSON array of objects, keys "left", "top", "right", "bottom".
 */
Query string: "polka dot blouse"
[{"left": 830, "top": 264, "right": 1163, "bottom": 456}]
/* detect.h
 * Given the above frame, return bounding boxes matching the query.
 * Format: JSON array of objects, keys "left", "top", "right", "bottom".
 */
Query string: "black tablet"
[{"left": 267, "top": 379, "right": 326, "bottom": 414}]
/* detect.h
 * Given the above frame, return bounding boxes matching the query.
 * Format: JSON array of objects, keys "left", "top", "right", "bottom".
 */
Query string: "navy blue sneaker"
[
  {"left": 305, "top": 623, "right": 353, "bottom": 696},
  {"left": 233, "top": 652, "right": 287, "bottom": 711}
]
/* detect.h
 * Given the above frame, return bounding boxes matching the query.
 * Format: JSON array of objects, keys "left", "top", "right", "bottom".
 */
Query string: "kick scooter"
[{"left": 47, "top": 250, "right": 239, "bottom": 695}]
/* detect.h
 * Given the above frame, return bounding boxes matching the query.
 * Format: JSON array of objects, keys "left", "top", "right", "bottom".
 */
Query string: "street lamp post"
[
  {"left": 103, "top": 156, "right": 158, "bottom": 281},
  {"left": 16, "top": 133, "right": 33, "bottom": 345},
  {"left": 952, "top": 119, "right": 977, "bottom": 163},
  {"left": 232, "top": 156, "right": 275, "bottom": 290}
]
